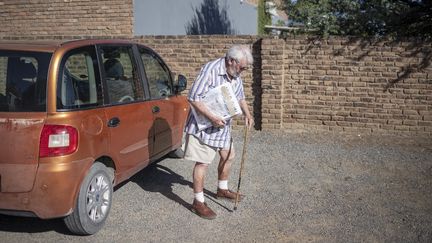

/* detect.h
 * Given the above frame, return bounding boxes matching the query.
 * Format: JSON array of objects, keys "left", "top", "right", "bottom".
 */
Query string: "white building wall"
[{"left": 134, "top": 0, "right": 257, "bottom": 35}]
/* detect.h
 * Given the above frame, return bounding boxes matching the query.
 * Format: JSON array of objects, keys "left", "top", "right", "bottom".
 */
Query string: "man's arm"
[
  {"left": 239, "top": 99, "right": 254, "bottom": 130},
  {"left": 190, "top": 100, "right": 226, "bottom": 128}
]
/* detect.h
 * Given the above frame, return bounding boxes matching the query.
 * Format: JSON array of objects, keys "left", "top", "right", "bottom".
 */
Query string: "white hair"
[{"left": 226, "top": 45, "right": 253, "bottom": 65}]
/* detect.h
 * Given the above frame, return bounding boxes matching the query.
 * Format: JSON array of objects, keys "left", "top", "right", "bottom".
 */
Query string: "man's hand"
[
  {"left": 245, "top": 115, "right": 254, "bottom": 130},
  {"left": 239, "top": 99, "right": 253, "bottom": 130},
  {"left": 210, "top": 115, "right": 226, "bottom": 128}
]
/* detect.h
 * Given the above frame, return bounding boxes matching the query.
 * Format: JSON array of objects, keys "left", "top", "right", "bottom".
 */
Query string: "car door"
[
  {"left": 138, "top": 46, "right": 184, "bottom": 157},
  {"left": 99, "top": 44, "right": 153, "bottom": 181}
]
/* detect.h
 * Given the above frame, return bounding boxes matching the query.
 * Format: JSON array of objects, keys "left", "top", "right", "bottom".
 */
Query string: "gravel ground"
[{"left": 1, "top": 130, "right": 431, "bottom": 242}]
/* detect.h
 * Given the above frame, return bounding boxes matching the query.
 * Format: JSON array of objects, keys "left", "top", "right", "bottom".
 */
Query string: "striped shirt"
[{"left": 185, "top": 57, "right": 245, "bottom": 148}]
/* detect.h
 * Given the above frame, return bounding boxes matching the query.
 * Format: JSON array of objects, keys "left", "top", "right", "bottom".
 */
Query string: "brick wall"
[
  {"left": 0, "top": 0, "right": 133, "bottom": 37},
  {"left": 136, "top": 36, "right": 432, "bottom": 135},
  {"left": 261, "top": 38, "right": 286, "bottom": 130},
  {"left": 1, "top": 35, "right": 431, "bottom": 135},
  {"left": 278, "top": 37, "right": 432, "bottom": 134}
]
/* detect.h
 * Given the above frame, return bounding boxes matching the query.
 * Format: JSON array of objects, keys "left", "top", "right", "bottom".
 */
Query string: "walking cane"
[{"left": 233, "top": 124, "right": 249, "bottom": 211}]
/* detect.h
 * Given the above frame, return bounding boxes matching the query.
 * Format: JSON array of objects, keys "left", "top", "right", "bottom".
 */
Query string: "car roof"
[
  {"left": 0, "top": 39, "right": 139, "bottom": 53},
  {"left": 0, "top": 40, "right": 63, "bottom": 52}
]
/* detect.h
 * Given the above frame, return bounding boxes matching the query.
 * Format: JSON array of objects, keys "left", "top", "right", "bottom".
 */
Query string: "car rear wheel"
[{"left": 64, "top": 162, "right": 113, "bottom": 235}]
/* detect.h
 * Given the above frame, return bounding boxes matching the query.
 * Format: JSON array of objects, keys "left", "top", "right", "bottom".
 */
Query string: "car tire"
[{"left": 64, "top": 162, "right": 113, "bottom": 235}]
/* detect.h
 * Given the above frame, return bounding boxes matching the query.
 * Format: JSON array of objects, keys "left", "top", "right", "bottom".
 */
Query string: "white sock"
[
  {"left": 218, "top": 180, "right": 228, "bottom": 190},
  {"left": 194, "top": 192, "right": 205, "bottom": 203}
]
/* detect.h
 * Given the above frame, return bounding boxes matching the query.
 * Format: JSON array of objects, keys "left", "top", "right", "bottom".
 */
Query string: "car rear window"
[{"left": 0, "top": 51, "right": 51, "bottom": 112}]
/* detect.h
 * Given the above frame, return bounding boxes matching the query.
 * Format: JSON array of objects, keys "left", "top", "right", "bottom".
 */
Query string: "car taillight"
[{"left": 39, "top": 124, "right": 78, "bottom": 158}]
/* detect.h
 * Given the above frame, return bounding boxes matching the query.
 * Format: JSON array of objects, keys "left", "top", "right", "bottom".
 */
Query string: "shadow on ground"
[
  {"left": 0, "top": 215, "right": 69, "bottom": 234},
  {"left": 130, "top": 163, "right": 234, "bottom": 213}
]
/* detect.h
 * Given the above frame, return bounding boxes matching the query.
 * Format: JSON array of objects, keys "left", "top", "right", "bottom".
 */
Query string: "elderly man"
[{"left": 184, "top": 45, "right": 254, "bottom": 219}]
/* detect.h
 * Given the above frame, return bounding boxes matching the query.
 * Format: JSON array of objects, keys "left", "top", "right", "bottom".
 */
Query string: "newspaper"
[{"left": 191, "top": 82, "right": 242, "bottom": 131}]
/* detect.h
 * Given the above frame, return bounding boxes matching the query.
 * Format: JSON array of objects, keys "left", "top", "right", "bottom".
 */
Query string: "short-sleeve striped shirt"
[{"left": 184, "top": 57, "right": 245, "bottom": 148}]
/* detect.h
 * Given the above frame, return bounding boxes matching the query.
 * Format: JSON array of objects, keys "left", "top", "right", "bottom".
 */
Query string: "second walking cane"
[{"left": 233, "top": 125, "right": 249, "bottom": 210}]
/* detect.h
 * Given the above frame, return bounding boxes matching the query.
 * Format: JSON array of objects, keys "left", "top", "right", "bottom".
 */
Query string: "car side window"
[
  {"left": 100, "top": 46, "right": 142, "bottom": 104},
  {"left": 139, "top": 48, "right": 172, "bottom": 99},
  {"left": 57, "top": 46, "right": 101, "bottom": 110}
]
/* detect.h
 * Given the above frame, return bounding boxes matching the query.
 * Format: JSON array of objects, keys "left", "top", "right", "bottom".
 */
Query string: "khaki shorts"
[{"left": 183, "top": 134, "right": 233, "bottom": 164}]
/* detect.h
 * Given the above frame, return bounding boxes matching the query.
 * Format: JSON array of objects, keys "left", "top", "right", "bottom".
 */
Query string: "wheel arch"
[{"left": 95, "top": 156, "right": 116, "bottom": 184}]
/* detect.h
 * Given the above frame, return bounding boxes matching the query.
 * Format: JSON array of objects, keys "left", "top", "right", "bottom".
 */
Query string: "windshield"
[{"left": 0, "top": 51, "right": 51, "bottom": 112}]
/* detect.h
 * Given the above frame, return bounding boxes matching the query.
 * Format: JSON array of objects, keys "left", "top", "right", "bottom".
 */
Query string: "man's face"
[{"left": 227, "top": 58, "right": 248, "bottom": 79}]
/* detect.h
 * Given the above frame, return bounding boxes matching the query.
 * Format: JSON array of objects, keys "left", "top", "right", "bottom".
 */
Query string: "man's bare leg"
[
  {"left": 193, "top": 162, "right": 208, "bottom": 195},
  {"left": 216, "top": 146, "right": 240, "bottom": 201},
  {"left": 192, "top": 162, "right": 216, "bottom": 219}
]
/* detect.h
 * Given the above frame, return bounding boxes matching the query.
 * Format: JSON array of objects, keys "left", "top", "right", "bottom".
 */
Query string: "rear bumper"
[{"left": 0, "top": 158, "right": 92, "bottom": 219}]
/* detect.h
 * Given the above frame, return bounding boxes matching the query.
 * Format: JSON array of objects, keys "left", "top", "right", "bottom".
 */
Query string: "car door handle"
[
  {"left": 152, "top": 106, "right": 160, "bottom": 113},
  {"left": 108, "top": 117, "right": 120, "bottom": 127}
]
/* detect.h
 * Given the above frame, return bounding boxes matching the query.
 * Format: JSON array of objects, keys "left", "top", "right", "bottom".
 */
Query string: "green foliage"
[
  {"left": 258, "top": 0, "right": 272, "bottom": 35},
  {"left": 283, "top": 0, "right": 432, "bottom": 39}
]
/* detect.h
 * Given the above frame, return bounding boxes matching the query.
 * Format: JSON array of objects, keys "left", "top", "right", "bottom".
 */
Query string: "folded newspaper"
[{"left": 191, "top": 82, "right": 242, "bottom": 131}]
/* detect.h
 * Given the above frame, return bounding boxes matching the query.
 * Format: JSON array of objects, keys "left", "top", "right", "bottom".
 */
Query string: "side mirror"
[{"left": 175, "top": 74, "right": 187, "bottom": 93}]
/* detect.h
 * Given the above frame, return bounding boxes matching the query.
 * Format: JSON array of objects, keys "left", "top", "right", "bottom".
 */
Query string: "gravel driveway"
[{"left": 1, "top": 130, "right": 431, "bottom": 242}]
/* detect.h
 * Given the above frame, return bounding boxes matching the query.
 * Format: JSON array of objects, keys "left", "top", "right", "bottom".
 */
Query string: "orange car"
[{"left": 0, "top": 39, "right": 189, "bottom": 235}]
